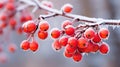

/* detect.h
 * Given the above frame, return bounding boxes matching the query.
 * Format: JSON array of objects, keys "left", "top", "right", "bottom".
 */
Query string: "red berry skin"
[
  {"left": 65, "top": 45, "right": 76, "bottom": 54},
  {"left": 38, "top": 30, "right": 48, "bottom": 40},
  {"left": 30, "top": 41, "right": 39, "bottom": 52},
  {"left": 68, "top": 37, "right": 78, "bottom": 48},
  {"left": 62, "top": 20, "right": 72, "bottom": 29},
  {"left": 84, "top": 28, "right": 95, "bottom": 39},
  {"left": 51, "top": 28, "right": 61, "bottom": 39},
  {"left": 20, "top": 16, "right": 26, "bottom": 23},
  {"left": 39, "top": 21, "right": 49, "bottom": 31},
  {"left": 92, "top": 44, "right": 99, "bottom": 52},
  {"left": 0, "top": 2, "right": 4, "bottom": 8},
  {"left": 22, "top": 21, "right": 36, "bottom": 33},
  {"left": 92, "top": 33, "right": 101, "bottom": 43},
  {"left": 20, "top": 40, "right": 30, "bottom": 50},
  {"left": 25, "top": 15, "right": 32, "bottom": 21},
  {"left": 84, "top": 42, "right": 93, "bottom": 53},
  {"left": 0, "top": 14, "right": 7, "bottom": 21},
  {"left": 6, "top": 3, "right": 15, "bottom": 11},
  {"left": 17, "top": 27, "right": 23, "bottom": 34},
  {"left": 8, "top": 44, "right": 17, "bottom": 53},
  {"left": 9, "top": 18, "right": 17, "bottom": 29},
  {"left": 78, "top": 37, "right": 87, "bottom": 48},
  {"left": 99, "top": 28, "right": 109, "bottom": 39},
  {"left": 73, "top": 52, "right": 82, "bottom": 62},
  {"left": 59, "top": 36, "right": 68, "bottom": 46},
  {"left": 52, "top": 39, "right": 62, "bottom": 51},
  {"left": 64, "top": 50, "right": 73, "bottom": 58},
  {"left": 99, "top": 42, "right": 109, "bottom": 54},
  {"left": 65, "top": 25, "right": 75, "bottom": 36},
  {"left": 62, "top": 4, "right": 73, "bottom": 13}
]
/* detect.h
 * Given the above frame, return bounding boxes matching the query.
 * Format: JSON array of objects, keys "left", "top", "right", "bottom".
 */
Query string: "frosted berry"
[
  {"left": 38, "top": 30, "right": 48, "bottom": 40},
  {"left": 65, "top": 25, "right": 75, "bottom": 35},
  {"left": 64, "top": 50, "right": 73, "bottom": 58},
  {"left": 65, "top": 45, "right": 76, "bottom": 54},
  {"left": 39, "top": 21, "right": 49, "bottom": 31},
  {"left": 9, "top": 18, "right": 17, "bottom": 29},
  {"left": 62, "top": 4, "right": 73, "bottom": 13},
  {"left": 59, "top": 36, "right": 68, "bottom": 46},
  {"left": 51, "top": 28, "right": 61, "bottom": 39},
  {"left": 62, "top": 20, "right": 72, "bottom": 29},
  {"left": 92, "top": 44, "right": 99, "bottom": 52},
  {"left": 99, "top": 42, "right": 109, "bottom": 54},
  {"left": 99, "top": 28, "right": 109, "bottom": 39},
  {"left": 92, "top": 33, "right": 101, "bottom": 43},
  {"left": 20, "top": 40, "right": 30, "bottom": 50},
  {"left": 6, "top": 3, "right": 15, "bottom": 11},
  {"left": 78, "top": 37, "right": 87, "bottom": 48},
  {"left": 73, "top": 52, "right": 82, "bottom": 62},
  {"left": 84, "top": 28, "right": 95, "bottom": 39},
  {"left": 52, "top": 39, "right": 62, "bottom": 51},
  {"left": 30, "top": 41, "right": 39, "bottom": 52},
  {"left": 68, "top": 37, "right": 78, "bottom": 48},
  {"left": 22, "top": 21, "right": 36, "bottom": 33}
]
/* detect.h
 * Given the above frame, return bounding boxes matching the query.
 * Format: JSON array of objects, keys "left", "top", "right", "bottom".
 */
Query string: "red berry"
[
  {"left": 68, "top": 37, "right": 78, "bottom": 48},
  {"left": 84, "top": 42, "right": 93, "bottom": 53},
  {"left": 0, "top": 2, "right": 4, "bottom": 8},
  {"left": 0, "top": 14, "right": 7, "bottom": 21},
  {"left": 38, "top": 30, "right": 48, "bottom": 40},
  {"left": 65, "top": 45, "right": 76, "bottom": 54},
  {"left": 62, "top": 4, "right": 73, "bottom": 13},
  {"left": 9, "top": 18, "right": 17, "bottom": 29},
  {"left": 65, "top": 25, "right": 75, "bottom": 35},
  {"left": 52, "top": 39, "right": 62, "bottom": 51},
  {"left": 39, "top": 21, "right": 49, "bottom": 31},
  {"left": 99, "top": 28, "right": 109, "bottom": 39},
  {"left": 92, "top": 33, "right": 101, "bottom": 43},
  {"left": 64, "top": 50, "right": 73, "bottom": 58},
  {"left": 8, "top": 44, "right": 17, "bottom": 53},
  {"left": 92, "top": 44, "right": 99, "bottom": 52},
  {"left": 73, "top": 52, "right": 82, "bottom": 62},
  {"left": 20, "top": 40, "right": 30, "bottom": 50},
  {"left": 20, "top": 15, "right": 26, "bottom": 23},
  {"left": 17, "top": 27, "right": 23, "bottom": 34},
  {"left": 51, "top": 28, "right": 61, "bottom": 39},
  {"left": 78, "top": 37, "right": 87, "bottom": 48},
  {"left": 6, "top": 3, "right": 15, "bottom": 11},
  {"left": 22, "top": 21, "right": 36, "bottom": 33},
  {"left": 30, "top": 41, "right": 39, "bottom": 52},
  {"left": 84, "top": 28, "right": 95, "bottom": 39},
  {"left": 99, "top": 42, "right": 109, "bottom": 54},
  {"left": 62, "top": 20, "right": 72, "bottom": 29},
  {"left": 0, "top": 22, "right": 7, "bottom": 28},
  {"left": 59, "top": 36, "right": 68, "bottom": 46}
]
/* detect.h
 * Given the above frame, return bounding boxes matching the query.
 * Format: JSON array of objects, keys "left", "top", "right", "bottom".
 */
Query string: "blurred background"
[{"left": 0, "top": 0, "right": 120, "bottom": 67}]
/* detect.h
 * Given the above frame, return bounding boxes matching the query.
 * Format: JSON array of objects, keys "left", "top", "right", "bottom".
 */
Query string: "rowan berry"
[
  {"left": 68, "top": 37, "right": 78, "bottom": 48},
  {"left": 0, "top": 14, "right": 7, "bottom": 21},
  {"left": 51, "top": 28, "right": 61, "bottom": 39},
  {"left": 52, "top": 39, "right": 62, "bottom": 51},
  {"left": 99, "top": 42, "right": 109, "bottom": 54},
  {"left": 9, "top": 18, "right": 17, "bottom": 29},
  {"left": 22, "top": 21, "right": 36, "bottom": 33},
  {"left": 62, "top": 20, "right": 72, "bottom": 29},
  {"left": 64, "top": 50, "right": 73, "bottom": 58},
  {"left": 92, "top": 33, "right": 101, "bottom": 43},
  {"left": 84, "top": 28, "right": 95, "bottom": 39},
  {"left": 30, "top": 41, "right": 39, "bottom": 52},
  {"left": 92, "top": 44, "right": 99, "bottom": 52},
  {"left": 65, "top": 45, "right": 76, "bottom": 54},
  {"left": 6, "top": 3, "right": 15, "bottom": 11},
  {"left": 65, "top": 25, "right": 75, "bottom": 35},
  {"left": 0, "top": 2, "right": 4, "bottom": 8},
  {"left": 59, "top": 36, "right": 68, "bottom": 46},
  {"left": 38, "top": 30, "right": 48, "bottom": 40},
  {"left": 99, "top": 28, "right": 109, "bottom": 39},
  {"left": 78, "top": 37, "right": 87, "bottom": 48},
  {"left": 20, "top": 40, "right": 30, "bottom": 50},
  {"left": 39, "top": 21, "right": 49, "bottom": 31},
  {"left": 73, "top": 52, "right": 82, "bottom": 62},
  {"left": 62, "top": 4, "right": 73, "bottom": 13},
  {"left": 8, "top": 44, "right": 17, "bottom": 53}
]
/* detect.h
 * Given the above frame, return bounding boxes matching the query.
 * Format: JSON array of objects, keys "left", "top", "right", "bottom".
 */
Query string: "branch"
[{"left": 33, "top": 0, "right": 120, "bottom": 26}]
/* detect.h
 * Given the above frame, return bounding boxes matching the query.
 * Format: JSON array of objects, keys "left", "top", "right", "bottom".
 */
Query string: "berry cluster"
[{"left": 51, "top": 19, "right": 110, "bottom": 62}]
